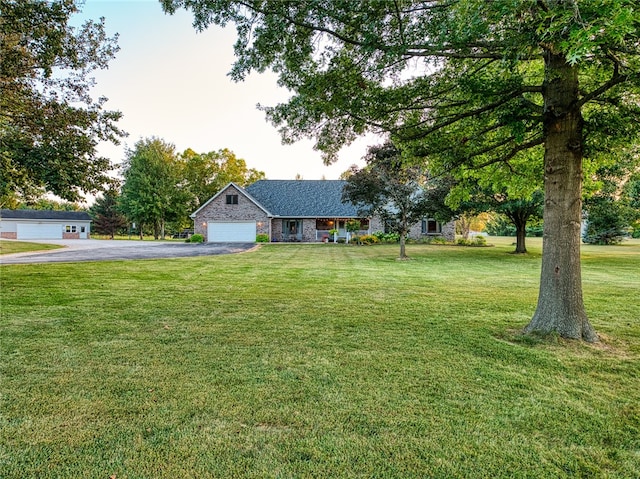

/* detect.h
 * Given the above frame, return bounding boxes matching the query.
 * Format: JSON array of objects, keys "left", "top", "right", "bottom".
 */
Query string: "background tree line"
[{"left": 90, "top": 137, "right": 265, "bottom": 239}]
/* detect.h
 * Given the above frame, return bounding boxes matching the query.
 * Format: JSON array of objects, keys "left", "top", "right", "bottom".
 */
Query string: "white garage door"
[
  {"left": 17, "top": 223, "right": 62, "bottom": 240},
  {"left": 207, "top": 221, "right": 256, "bottom": 242}
]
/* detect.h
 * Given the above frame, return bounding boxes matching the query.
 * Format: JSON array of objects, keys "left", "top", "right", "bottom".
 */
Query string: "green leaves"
[{"left": 0, "top": 0, "right": 125, "bottom": 203}]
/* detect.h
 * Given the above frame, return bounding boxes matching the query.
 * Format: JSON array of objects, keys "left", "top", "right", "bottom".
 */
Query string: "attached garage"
[
  {"left": 16, "top": 223, "right": 62, "bottom": 240},
  {"left": 207, "top": 221, "right": 256, "bottom": 242}
]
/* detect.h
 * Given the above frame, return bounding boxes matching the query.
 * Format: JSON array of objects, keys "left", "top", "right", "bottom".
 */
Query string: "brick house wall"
[
  {"left": 193, "top": 185, "right": 269, "bottom": 242},
  {"left": 192, "top": 183, "right": 457, "bottom": 243},
  {"left": 369, "top": 216, "right": 455, "bottom": 241}
]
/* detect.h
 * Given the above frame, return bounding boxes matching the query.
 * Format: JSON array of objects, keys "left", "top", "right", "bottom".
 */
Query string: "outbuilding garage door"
[
  {"left": 207, "top": 221, "right": 256, "bottom": 242},
  {"left": 17, "top": 223, "right": 62, "bottom": 240}
]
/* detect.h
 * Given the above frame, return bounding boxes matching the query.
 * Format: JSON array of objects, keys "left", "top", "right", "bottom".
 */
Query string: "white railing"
[{"left": 316, "top": 229, "right": 370, "bottom": 242}]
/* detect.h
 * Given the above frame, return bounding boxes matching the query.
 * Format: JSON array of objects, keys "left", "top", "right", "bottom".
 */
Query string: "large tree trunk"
[{"left": 525, "top": 51, "right": 597, "bottom": 342}]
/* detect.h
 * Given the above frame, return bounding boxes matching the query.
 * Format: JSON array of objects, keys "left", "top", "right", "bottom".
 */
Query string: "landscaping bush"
[
  {"left": 188, "top": 234, "right": 204, "bottom": 243},
  {"left": 473, "top": 235, "right": 487, "bottom": 246},
  {"left": 429, "top": 236, "right": 449, "bottom": 245},
  {"left": 373, "top": 231, "right": 400, "bottom": 243},
  {"left": 256, "top": 233, "right": 269, "bottom": 243},
  {"left": 456, "top": 236, "right": 488, "bottom": 247},
  {"left": 358, "top": 234, "right": 379, "bottom": 245}
]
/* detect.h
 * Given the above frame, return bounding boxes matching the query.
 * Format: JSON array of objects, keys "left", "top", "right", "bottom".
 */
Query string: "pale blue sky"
[{"left": 75, "top": 0, "right": 369, "bottom": 181}]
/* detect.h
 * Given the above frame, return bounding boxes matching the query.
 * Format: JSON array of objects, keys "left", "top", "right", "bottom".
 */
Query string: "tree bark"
[
  {"left": 505, "top": 210, "right": 529, "bottom": 254},
  {"left": 525, "top": 51, "right": 598, "bottom": 342},
  {"left": 514, "top": 219, "right": 527, "bottom": 254},
  {"left": 398, "top": 235, "right": 406, "bottom": 258},
  {"left": 398, "top": 216, "right": 409, "bottom": 259}
]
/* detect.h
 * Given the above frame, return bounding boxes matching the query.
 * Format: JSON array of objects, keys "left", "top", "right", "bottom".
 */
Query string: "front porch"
[{"left": 272, "top": 218, "right": 371, "bottom": 242}]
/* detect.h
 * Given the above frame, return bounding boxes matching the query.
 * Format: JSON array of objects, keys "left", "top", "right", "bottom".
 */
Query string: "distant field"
[{"left": 1, "top": 239, "right": 638, "bottom": 478}]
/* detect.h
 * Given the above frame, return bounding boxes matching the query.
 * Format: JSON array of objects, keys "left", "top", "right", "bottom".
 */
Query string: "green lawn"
[
  {"left": 0, "top": 239, "right": 63, "bottom": 255},
  {"left": 1, "top": 239, "right": 638, "bottom": 478}
]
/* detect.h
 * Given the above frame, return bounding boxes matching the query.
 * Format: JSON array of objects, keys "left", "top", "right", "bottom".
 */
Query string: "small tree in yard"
[
  {"left": 343, "top": 143, "right": 432, "bottom": 259},
  {"left": 90, "top": 189, "right": 127, "bottom": 239},
  {"left": 345, "top": 219, "right": 361, "bottom": 243},
  {"left": 485, "top": 191, "right": 545, "bottom": 254}
]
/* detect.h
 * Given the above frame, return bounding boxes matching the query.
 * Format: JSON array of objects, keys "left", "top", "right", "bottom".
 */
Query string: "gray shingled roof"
[
  {"left": 244, "top": 180, "right": 359, "bottom": 217},
  {"left": 0, "top": 209, "right": 92, "bottom": 221}
]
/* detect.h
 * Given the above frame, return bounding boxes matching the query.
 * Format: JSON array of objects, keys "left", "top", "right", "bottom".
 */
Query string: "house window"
[
  {"left": 316, "top": 219, "right": 334, "bottom": 230},
  {"left": 422, "top": 219, "right": 441, "bottom": 234},
  {"left": 80, "top": 226, "right": 86, "bottom": 233},
  {"left": 226, "top": 194, "right": 238, "bottom": 204},
  {"left": 65, "top": 225, "right": 77, "bottom": 233}
]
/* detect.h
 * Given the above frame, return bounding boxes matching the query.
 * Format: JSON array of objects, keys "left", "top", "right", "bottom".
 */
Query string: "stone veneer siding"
[
  {"left": 269, "top": 218, "right": 317, "bottom": 242},
  {"left": 193, "top": 185, "right": 270, "bottom": 242}
]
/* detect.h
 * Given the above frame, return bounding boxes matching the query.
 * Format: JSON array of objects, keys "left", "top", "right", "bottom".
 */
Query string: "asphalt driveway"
[{"left": 0, "top": 239, "right": 257, "bottom": 264}]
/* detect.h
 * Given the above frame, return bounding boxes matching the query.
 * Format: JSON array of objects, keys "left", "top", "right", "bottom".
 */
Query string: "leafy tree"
[
  {"left": 181, "top": 148, "right": 265, "bottom": 211},
  {"left": 0, "top": 0, "right": 125, "bottom": 204},
  {"left": 342, "top": 142, "right": 432, "bottom": 259},
  {"left": 164, "top": 0, "right": 640, "bottom": 341},
  {"left": 583, "top": 152, "right": 640, "bottom": 244},
  {"left": 90, "top": 189, "right": 127, "bottom": 239},
  {"left": 120, "top": 138, "right": 188, "bottom": 240},
  {"left": 458, "top": 185, "right": 544, "bottom": 253},
  {"left": 493, "top": 192, "right": 544, "bottom": 254},
  {"left": 582, "top": 196, "right": 633, "bottom": 244},
  {"left": 17, "top": 197, "right": 84, "bottom": 212},
  {"left": 423, "top": 171, "right": 543, "bottom": 252}
]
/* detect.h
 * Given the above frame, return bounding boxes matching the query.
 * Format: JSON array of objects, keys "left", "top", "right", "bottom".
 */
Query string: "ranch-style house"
[{"left": 191, "top": 180, "right": 455, "bottom": 243}]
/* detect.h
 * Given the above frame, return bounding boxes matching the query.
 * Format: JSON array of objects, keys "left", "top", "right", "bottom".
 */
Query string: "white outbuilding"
[{"left": 0, "top": 209, "right": 92, "bottom": 240}]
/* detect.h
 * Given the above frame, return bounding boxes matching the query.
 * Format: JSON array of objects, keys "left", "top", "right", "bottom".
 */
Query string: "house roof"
[
  {"left": 0, "top": 209, "right": 92, "bottom": 221},
  {"left": 244, "top": 180, "right": 359, "bottom": 217}
]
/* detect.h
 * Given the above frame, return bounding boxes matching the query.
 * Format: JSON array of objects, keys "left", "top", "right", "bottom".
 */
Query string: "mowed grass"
[
  {"left": 1, "top": 239, "right": 638, "bottom": 478},
  {"left": 0, "top": 240, "right": 63, "bottom": 255}
]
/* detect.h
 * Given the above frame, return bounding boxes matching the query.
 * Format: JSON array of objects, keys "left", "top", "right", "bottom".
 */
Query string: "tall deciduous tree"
[
  {"left": 342, "top": 142, "right": 432, "bottom": 259},
  {"left": 180, "top": 148, "right": 265, "bottom": 211},
  {"left": 0, "top": 0, "right": 125, "bottom": 204},
  {"left": 120, "top": 138, "right": 188, "bottom": 240},
  {"left": 163, "top": 0, "right": 640, "bottom": 341}
]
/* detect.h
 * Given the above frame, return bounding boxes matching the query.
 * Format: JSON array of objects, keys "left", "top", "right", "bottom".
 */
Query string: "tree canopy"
[
  {"left": 164, "top": 0, "right": 640, "bottom": 341},
  {"left": 120, "top": 137, "right": 188, "bottom": 240},
  {"left": 90, "top": 188, "right": 127, "bottom": 239},
  {"left": 0, "top": 0, "right": 125, "bottom": 204},
  {"left": 342, "top": 142, "right": 433, "bottom": 259},
  {"left": 180, "top": 148, "right": 265, "bottom": 211}
]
